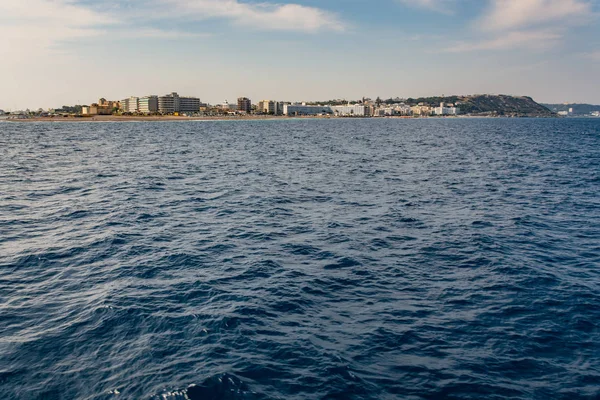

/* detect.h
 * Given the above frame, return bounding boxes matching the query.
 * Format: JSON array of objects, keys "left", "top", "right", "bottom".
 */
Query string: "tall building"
[
  {"left": 139, "top": 96, "right": 159, "bottom": 114},
  {"left": 237, "top": 97, "right": 252, "bottom": 113},
  {"left": 258, "top": 100, "right": 280, "bottom": 115},
  {"left": 121, "top": 97, "right": 139, "bottom": 113},
  {"left": 158, "top": 92, "right": 201, "bottom": 114},
  {"left": 159, "top": 93, "right": 180, "bottom": 114},
  {"left": 179, "top": 96, "right": 201, "bottom": 113}
]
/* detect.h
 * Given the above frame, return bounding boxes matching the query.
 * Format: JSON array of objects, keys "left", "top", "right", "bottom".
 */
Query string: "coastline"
[{"left": 3, "top": 114, "right": 558, "bottom": 123}]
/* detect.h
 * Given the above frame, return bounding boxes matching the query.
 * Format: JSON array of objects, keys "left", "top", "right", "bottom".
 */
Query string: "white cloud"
[
  {"left": 396, "top": 0, "right": 455, "bottom": 14},
  {"left": 441, "top": 0, "right": 595, "bottom": 53},
  {"left": 160, "top": 0, "right": 346, "bottom": 32},
  {"left": 479, "top": 0, "right": 593, "bottom": 31},
  {"left": 444, "top": 30, "right": 562, "bottom": 52},
  {"left": 0, "top": 0, "right": 116, "bottom": 59}
]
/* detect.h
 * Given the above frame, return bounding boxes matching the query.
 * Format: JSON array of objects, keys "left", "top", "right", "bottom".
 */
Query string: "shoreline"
[{"left": 2, "top": 114, "right": 559, "bottom": 123}]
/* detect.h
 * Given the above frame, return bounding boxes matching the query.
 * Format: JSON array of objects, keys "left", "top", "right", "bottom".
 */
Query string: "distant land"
[
  {"left": 311, "top": 94, "right": 556, "bottom": 117},
  {"left": 407, "top": 95, "right": 555, "bottom": 117},
  {"left": 542, "top": 103, "right": 600, "bottom": 116},
  {"left": 0, "top": 94, "right": 565, "bottom": 119}
]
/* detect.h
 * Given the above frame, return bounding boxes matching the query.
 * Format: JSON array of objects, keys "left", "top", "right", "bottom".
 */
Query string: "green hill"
[{"left": 405, "top": 94, "right": 555, "bottom": 116}]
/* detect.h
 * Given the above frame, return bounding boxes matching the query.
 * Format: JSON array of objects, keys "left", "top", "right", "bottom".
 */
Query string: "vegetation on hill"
[
  {"left": 306, "top": 95, "right": 555, "bottom": 116},
  {"left": 404, "top": 95, "right": 555, "bottom": 116}
]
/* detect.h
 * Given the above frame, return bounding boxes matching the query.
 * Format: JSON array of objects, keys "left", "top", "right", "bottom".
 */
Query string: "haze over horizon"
[{"left": 1, "top": 0, "right": 599, "bottom": 110}]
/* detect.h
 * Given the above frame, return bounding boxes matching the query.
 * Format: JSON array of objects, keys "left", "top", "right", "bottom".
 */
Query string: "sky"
[{"left": 0, "top": 0, "right": 599, "bottom": 110}]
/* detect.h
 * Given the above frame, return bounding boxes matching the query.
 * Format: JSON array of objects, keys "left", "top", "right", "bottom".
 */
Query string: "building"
[
  {"left": 411, "top": 105, "right": 433, "bottom": 116},
  {"left": 434, "top": 102, "right": 459, "bottom": 116},
  {"left": 158, "top": 92, "right": 180, "bottom": 114},
  {"left": 330, "top": 104, "right": 370, "bottom": 117},
  {"left": 0, "top": 110, "right": 4, "bottom": 115},
  {"left": 219, "top": 101, "right": 237, "bottom": 111},
  {"left": 82, "top": 98, "right": 120, "bottom": 115},
  {"left": 157, "top": 92, "right": 201, "bottom": 114},
  {"left": 139, "top": 96, "right": 159, "bottom": 114},
  {"left": 258, "top": 100, "right": 281, "bottom": 115},
  {"left": 237, "top": 97, "right": 252, "bottom": 113},
  {"left": 178, "top": 96, "right": 201, "bottom": 113},
  {"left": 121, "top": 97, "right": 139, "bottom": 113},
  {"left": 283, "top": 104, "right": 332, "bottom": 116}
]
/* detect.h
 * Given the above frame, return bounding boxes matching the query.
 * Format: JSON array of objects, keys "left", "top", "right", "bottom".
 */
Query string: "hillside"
[
  {"left": 404, "top": 94, "right": 555, "bottom": 116},
  {"left": 542, "top": 103, "right": 600, "bottom": 115}
]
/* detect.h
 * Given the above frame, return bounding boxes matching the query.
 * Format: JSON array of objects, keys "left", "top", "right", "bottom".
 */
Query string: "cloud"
[
  {"left": 479, "top": 0, "right": 593, "bottom": 31},
  {"left": 443, "top": 30, "right": 562, "bottom": 52},
  {"left": 395, "top": 0, "right": 455, "bottom": 14},
  {"left": 581, "top": 51, "right": 600, "bottom": 60},
  {"left": 440, "top": 0, "right": 595, "bottom": 53},
  {"left": 159, "top": 0, "right": 346, "bottom": 32},
  {"left": 0, "top": 0, "right": 116, "bottom": 59}
]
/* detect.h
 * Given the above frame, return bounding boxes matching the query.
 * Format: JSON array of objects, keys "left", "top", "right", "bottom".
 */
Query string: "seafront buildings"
[{"left": 28, "top": 92, "right": 462, "bottom": 118}]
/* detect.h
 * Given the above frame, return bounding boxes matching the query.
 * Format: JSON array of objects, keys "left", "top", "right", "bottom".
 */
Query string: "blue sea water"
[{"left": 0, "top": 118, "right": 599, "bottom": 400}]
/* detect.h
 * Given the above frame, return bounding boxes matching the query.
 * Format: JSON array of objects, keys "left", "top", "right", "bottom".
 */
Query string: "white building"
[
  {"left": 121, "top": 97, "right": 139, "bottom": 113},
  {"left": 393, "top": 104, "right": 413, "bottom": 116},
  {"left": 283, "top": 104, "right": 332, "bottom": 116},
  {"left": 330, "top": 104, "right": 370, "bottom": 117},
  {"left": 219, "top": 101, "right": 238, "bottom": 111},
  {"left": 434, "top": 102, "right": 458, "bottom": 116},
  {"left": 0, "top": 109, "right": 5, "bottom": 115},
  {"left": 139, "top": 96, "right": 159, "bottom": 114}
]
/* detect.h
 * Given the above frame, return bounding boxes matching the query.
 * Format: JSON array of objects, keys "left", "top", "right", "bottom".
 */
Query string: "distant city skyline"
[{"left": 1, "top": 0, "right": 599, "bottom": 110}]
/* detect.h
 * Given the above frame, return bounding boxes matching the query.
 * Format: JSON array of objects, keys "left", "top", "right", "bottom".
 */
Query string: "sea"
[{"left": 1, "top": 118, "right": 599, "bottom": 400}]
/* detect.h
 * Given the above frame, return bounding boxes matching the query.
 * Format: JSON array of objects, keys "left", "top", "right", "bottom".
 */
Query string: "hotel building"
[
  {"left": 158, "top": 92, "right": 201, "bottom": 114},
  {"left": 139, "top": 96, "right": 159, "bottom": 114}
]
